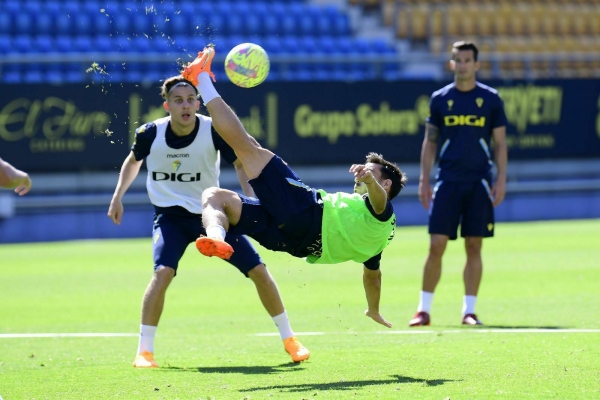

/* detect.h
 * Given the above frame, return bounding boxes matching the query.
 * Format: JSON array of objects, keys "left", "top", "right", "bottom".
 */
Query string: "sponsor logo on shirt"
[
  {"left": 152, "top": 172, "right": 202, "bottom": 182},
  {"left": 167, "top": 154, "right": 190, "bottom": 158},
  {"left": 444, "top": 115, "right": 486, "bottom": 127}
]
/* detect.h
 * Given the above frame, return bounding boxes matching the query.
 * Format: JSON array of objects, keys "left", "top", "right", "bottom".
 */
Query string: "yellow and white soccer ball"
[{"left": 224, "top": 43, "right": 270, "bottom": 88}]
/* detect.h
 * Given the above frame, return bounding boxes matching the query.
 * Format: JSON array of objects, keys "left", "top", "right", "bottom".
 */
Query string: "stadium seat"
[
  {"left": 73, "top": 37, "right": 93, "bottom": 53},
  {"left": 0, "top": 35, "right": 11, "bottom": 54},
  {"left": 47, "top": 70, "right": 64, "bottom": 85},
  {"left": 73, "top": 13, "right": 94, "bottom": 36},
  {"left": 54, "top": 36, "right": 73, "bottom": 53},
  {"left": 14, "top": 12, "right": 33, "bottom": 35},
  {"left": 2, "top": 71, "right": 22, "bottom": 84},
  {"left": 33, "top": 36, "right": 53, "bottom": 54},
  {"left": 263, "top": 14, "right": 280, "bottom": 37},
  {"left": 33, "top": 12, "right": 54, "bottom": 36},
  {"left": 94, "top": 37, "right": 113, "bottom": 53},
  {"left": 12, "top": 35, "right": 32, "bottom": 54},
  {"left": 55, "top": 14, "right": 73, "bottom": 36}
]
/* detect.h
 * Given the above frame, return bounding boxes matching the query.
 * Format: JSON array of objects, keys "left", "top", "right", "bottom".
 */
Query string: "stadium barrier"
[{"left": 1, "top": 79, "right": 599, "bottom": 172}]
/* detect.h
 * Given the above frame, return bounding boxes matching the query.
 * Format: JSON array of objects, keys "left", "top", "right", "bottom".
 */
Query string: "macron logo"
[{"left": 167, "top": 154, "right": 190, "bottom": 158}]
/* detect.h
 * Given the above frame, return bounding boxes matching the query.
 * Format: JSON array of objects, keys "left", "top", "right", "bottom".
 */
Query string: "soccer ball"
[{"left": 224, "top": 43, "right": 270, "bottom": 88}]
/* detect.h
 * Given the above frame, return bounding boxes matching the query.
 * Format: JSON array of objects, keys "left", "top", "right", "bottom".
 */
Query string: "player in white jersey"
[{"left": 107, "top": 76, "right": 309, "bottom": 367}]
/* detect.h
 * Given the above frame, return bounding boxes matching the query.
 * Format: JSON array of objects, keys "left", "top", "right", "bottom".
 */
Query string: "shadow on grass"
[
  {"left": 239, "top": 374, "right": 456, "bottom": 393},
  {"left": 159, "top": 362, "right": 304, "bottom": 375}
]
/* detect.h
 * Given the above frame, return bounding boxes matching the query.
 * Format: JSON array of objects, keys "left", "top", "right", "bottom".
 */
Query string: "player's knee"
[
  {"left": 249, "top": 264, "right": 275, "bottom": 285},
  {"left": 153, "top": 266, "right": 175, "bottom": 286},
  {"left": 202, "top": 187, "right": 233, "bottom": 210},
  {"left": 429, "top": 236, "right": 448, "bottom": 257},
  {"left": 464, "top": 238, "right": 482, "bottom": 255}
]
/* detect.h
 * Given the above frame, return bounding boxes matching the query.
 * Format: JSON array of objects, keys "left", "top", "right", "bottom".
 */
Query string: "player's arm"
[
  {"left": 0, "top": 157, "right": 31, "bottom": 195},
  {"left": 419, "top": 123, "right": 438, "bottom": 210},
  {"left": 233, "top": 159, "right": 256, "bottom": 197},
  {"left": 350, "top": 164, "right": 387, "bottom": 214},
  {"left": 491, "top": 126, "right": 507, "bottom": 207},
  {"left": 363, "top": 264, "right": 392, "bottom": 328},
  {"left": 108, "top": 151, "right": 143, "bottom": 225}
]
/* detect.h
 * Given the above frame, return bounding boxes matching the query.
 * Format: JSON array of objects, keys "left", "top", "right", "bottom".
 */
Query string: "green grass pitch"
[{"left": 1, "top": 219, "right": 599, "bottom": 399}]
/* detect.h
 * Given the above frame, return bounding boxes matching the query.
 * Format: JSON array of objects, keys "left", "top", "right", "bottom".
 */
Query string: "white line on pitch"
[
  {"left": 252, "top": 329, "right": 600, "bottom": 337},
  {"left": 0, "top": 333, "right": 137, "bottom": 339}
]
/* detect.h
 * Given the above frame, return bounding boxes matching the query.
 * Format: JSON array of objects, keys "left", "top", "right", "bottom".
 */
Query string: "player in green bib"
[{"left": 182, "top": 46, "right": 407, "bottom": 328}]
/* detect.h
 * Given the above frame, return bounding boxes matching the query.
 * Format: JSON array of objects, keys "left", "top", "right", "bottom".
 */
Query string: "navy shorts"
[
  {"left": 428, "top": 180, "right": 495, "bottom": 240},
  {"left": 152, "top": 210, "right": 262, "bottom": 276},
  {"left": 229, "top": 155, "right": 323, "bottom": 257}
]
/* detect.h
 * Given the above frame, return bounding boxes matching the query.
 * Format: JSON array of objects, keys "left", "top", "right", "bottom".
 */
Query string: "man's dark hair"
[
  {"left": 161, "top": 75, "right": 199, "bottom": 99},
  {"left": 452, "top": 41, "right": 479, "bottom": 62},
  {"left": 365, "top": 152, "right": 407, "bottom": 200}
]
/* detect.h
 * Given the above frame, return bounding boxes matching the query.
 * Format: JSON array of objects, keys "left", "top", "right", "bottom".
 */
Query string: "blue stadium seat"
[
  {"left": 225, "top": 13, "right": 244, "bottom": 36},
  {"left": 33, "top": 12, "right": 54, "bottom": 36},
  {"left": 171, "top": 35, "right": 189, "bottom": 52},
  {"left": 25, "top": 70, "right": 44, "bottom": 83},
  {"left": 298, "top": 14, "right": 315, "bottom": 37},
  {"left": 94, "top": 13, "right": 112, "bottom": 37},
  {"left": 47, "top": 70, "right": 64, "bottom": 85},
  {"left": 13, "top": 35, "right": 32, "bottom": 54},
  {"left": 126, "top": 71, "right": 143, "bottom": 83},
  {"left": 73, "top": 37, "right": 92, "bottom": 53},
  {"left": 333, "top": 14, "right": 351, "bottom": 37},
  {"left": 94, "top": 37, "right": 113, "bottom": 53},
  {"left": 64, "top": 63, "right": 83, "bottom": 83},
  {"left": 280, "top": 14, "right": 297, "bottom": 37},
  {"left": 279, "top": 36, "right": 300, "bottom": 55},
  {"left": 55, "top": 14, "right": 73, "bottom": 36},
  {"left": 314, "top": 15, "right": 333, "bottom": 37},
  {"left": 133, "top": 14, "right": 153, "bottom": 35},
  {"left": 132, "top": 38, "right": 152, "bottom": 53},
  {"left": 263, "top": 14, "right": 280, "bottom": 37},
  {"left": 74, "top": 14, "right": 94, "bottom": 36},
  {"left": 114, "top": 14, "right": 132, "bottom": 35},
  {"left": 0, "top": 12, "right": 12, "bottom": 35},
  {"left": 0, "top": 35, "right": 11, "bottom": 54},
  {"left": 262, "top": 37, "right": 283, "bottom": 55},
  {"left": 14, "top": 12, "right": 33, "bottom": 35},
  {"left": 3, "top": 71, "right": 22, "bottom": 84},
  {"left": 151, "top": 38, "right": 171, "bottom": 53},
  {"left": 54, "top": 36, "right": 73, "bottom": 53},
  {"left": 115, "top": 36, "right": 132, "bottom": 53},
  {"left": 33, "top": 36, "right": 53, "bottom": 54},
  {"left": 152, "top": 14, "right": 169, "bottom": 37}
]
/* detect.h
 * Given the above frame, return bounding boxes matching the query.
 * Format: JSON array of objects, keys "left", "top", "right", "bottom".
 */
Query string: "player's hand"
[
  {"left": 418, "top": 180, "right": 433, "bottom": 210},
  {"left": 491, "top": 179, "right": 506, "bottom": 207},
  {"left": 107, "top": 198, "right": 124, "bottom": 225},
  {"left": 365, "top": 309, "right": 392, "bottom": 328},
  {"left": 350, "top": 164, "right": 375, "bottom": 184},
  {"left": 14, "top": 175, "right": 31, "bottom": 196}
]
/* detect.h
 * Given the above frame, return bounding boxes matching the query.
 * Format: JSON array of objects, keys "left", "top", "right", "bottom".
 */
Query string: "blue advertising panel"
[{"left": 1, "top": 80, "right": 599, "bottom": 172}]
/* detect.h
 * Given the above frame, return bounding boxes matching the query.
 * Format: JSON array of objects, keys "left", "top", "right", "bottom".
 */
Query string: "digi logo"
[{"left": 444, "top": 115, "right": 486, "bottom": 127}]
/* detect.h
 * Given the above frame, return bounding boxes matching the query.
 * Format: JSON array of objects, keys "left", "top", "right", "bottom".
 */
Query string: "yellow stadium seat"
[
  {"left": 476, "top": 5, "right": 494, "bottom": 36},
  {"left": 396, "top": 7, "right": 409, "bottom": 39},
  {"left": 447, "top": 5, "right": 462, "bottom": 37},
  {"left": 411, "top": 4, "right": 429, "bottom": 40}
]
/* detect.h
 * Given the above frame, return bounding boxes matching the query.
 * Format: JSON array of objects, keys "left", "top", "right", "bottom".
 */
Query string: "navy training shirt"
[{"left": 426, "top": 82, "right": 507, "bottom": 182}]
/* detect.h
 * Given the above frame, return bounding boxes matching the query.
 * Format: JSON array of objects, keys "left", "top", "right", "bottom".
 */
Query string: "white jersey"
[{"left": 145, "top": 115, "right": 220, "bottom": 214}]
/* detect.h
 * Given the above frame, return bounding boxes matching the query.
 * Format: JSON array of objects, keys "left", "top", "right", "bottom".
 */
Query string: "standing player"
[
  {"left": 107, "top": 76, "right": 309, "bottom": 367},
  {"left": 409, "top": 41, "right": 508, "bottom": 327},
  {"left": 181, "top": 46, "right": 407, "bottom": 329},
  {"left": 0, "top": 157, "right": 32, "bottom": 195}
]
